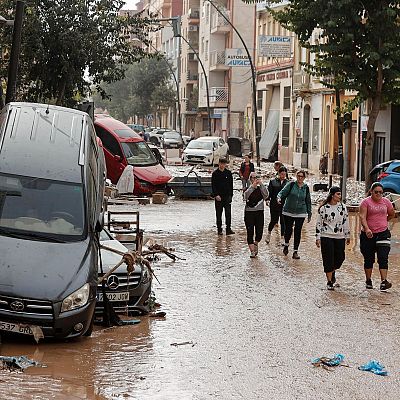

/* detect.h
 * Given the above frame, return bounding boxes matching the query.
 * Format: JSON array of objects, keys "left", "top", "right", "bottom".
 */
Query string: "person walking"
[
  {"left": 244, "top": 172, "right": 269, "bottom": 258},
  {"left": 359, "top": 182, "right": 395, "bottom": 290},
  {"left": 315, "top": 186, "right": 350, "bottom": 290},
  {"left": 266, "top": 166, "right": 288, "bottom": 244},
  {"left": 277, "top": 170, "right": 312, "bottom": 259},
  {"left": 239, "top": 154, "right": 255, "bottom": 195},
  {"left": 212, "top": 158, "right": 235, "bottom": 236},
  {"left": 273, "top": 161, "right": 283, "bottom": 174}
]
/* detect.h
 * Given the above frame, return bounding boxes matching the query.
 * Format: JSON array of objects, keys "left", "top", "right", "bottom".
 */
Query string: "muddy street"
[{"left": 1, "top": 193, "right": 400, "bottom": 399}]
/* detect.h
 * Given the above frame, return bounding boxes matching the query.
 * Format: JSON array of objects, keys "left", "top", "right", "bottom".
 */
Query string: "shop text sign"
[
  {"left": 258, "top": 35, "right": 292, "bottom": 58},
  {"left": 257, "top": 70, "right": 290, "bottom": 82},
  {"left": 225, "top": 48, "right": 250, "bottom": 67}
]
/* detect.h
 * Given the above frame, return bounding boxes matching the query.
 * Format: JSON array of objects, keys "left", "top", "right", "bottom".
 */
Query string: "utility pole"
[
  {"left": 5, "top": 0, "right": 25, "bottom": 104},
  {"left": 206, "top": 0, "right": 260, "bottom": 166},
  {"left": 335, "top": 87, "right": 344, "bottom": 189}
]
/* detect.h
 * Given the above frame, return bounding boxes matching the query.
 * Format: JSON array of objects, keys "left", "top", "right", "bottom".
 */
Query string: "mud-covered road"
[{"left": 1, "top": 192, "right": 400, "bottom": 399}]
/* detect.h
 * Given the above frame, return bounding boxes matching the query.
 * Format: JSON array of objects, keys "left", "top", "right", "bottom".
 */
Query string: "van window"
[
  {"left": 95, "top": 126, "right": 123, "bottom": 157},
  {"left": 0, "top": 173, "right": 86, "bottom": 241},
  {"left": 121, "top": 142, "right": 157, "bottom": 166}
]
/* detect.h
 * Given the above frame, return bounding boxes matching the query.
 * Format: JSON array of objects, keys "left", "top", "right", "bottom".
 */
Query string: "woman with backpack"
[
  {"left": 266, "top": 166, "right": 289, "bottom": 244},
  {"left": 277, "top": 170, "right": 312, "bottom": 259},
  {"left": 315, "top": 186, "right": 350, "bottom": 290},
  {"left": 244, "top": 172, "right": 269, "bottom": 258}
]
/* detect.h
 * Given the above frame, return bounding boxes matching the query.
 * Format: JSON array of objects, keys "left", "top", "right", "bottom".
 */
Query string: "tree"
[
  {"left": 251, "top": 1, "right": 400, "bottom": 187},
  {"left": 0, "top": 0, "right": 154, "bottom": 106},
  {"left": 92, "top": 57, "right": 177, "bottom": 123}
]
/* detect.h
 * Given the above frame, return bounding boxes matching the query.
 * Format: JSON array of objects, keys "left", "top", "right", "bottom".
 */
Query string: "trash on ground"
[
  {"left": 148, "top": 311, "right": 166, "bottom": 318},
  {"left": 0, "top": 356, "right": 44, "bottom": 371},
  {"left": 311, "top": 353, "right": 346, "bottom": 370},
  {"left": 358, "top": 360, "right": 388, "bottom": 376},
  {"left": 170, "top": 341, "right": 195, "bottom": 347}
]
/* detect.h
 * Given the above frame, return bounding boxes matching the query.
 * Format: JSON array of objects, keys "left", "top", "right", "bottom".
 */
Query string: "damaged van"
[{"left": 0, "top": 102, "right": 105, "bottom": 339}]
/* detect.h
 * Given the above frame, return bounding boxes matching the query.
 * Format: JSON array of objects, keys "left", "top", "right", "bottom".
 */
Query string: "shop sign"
[
  {"left": 225, "top": 48, "right": 250, "bottom": 67},
  {"left": 258, "top": 35, "right": 292, "bottom": 58}
]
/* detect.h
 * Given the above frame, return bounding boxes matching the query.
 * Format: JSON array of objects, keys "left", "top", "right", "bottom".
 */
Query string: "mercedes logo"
[
  {"left": 10, "top": 301, "right": 24, "bottom": 312},
  {"left": 106, "top": 275, "right": 120, "bottom": 290}
]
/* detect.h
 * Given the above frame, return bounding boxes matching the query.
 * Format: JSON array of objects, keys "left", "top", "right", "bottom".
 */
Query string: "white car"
[{"left": 182, "top": 136, "right": 229, "bottom": 166}]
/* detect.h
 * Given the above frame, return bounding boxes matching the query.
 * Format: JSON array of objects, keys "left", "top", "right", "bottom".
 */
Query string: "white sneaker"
[{"left": 265, "top": 232, "right": 271, "bottom": 244}]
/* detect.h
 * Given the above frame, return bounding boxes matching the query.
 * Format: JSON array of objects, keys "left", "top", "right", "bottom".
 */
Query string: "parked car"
[
  {"left": 0, "top": 102, "right": 106, "bottom": 339},
  {"left": 149, "top": 128, "right": 168, "bottom": 146},
  {"left": 182, "top": 136, "right": 229, "bottom": 166},
  {"left": 161, "top": 131, "right": 184, "bottom": 149},
  {"left": 96, "top": 229, "right": 151, "bottom": 317},
  {"left": 370, "top": 160, "right": 400, "bottom": 193},
  {"left": 94, "top": 116, "right": 171, "bottom": 194}
]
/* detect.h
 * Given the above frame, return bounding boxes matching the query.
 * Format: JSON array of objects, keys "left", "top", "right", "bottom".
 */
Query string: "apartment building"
[
  {"left": 197, "top": 0, "right": 255, "bottom": 138},
  {"left": 180, "top": 0, "right": 201, "bottom": 134}
]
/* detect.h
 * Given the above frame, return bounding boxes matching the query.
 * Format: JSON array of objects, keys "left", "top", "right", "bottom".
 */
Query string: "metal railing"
[
  {"left": 210, "top": 87, "right": 228, "bottom": 103},
  {"left": 210, "top": 10, "right": 230, "bottom": 30},
  {"left": 210, "top": 50, "right": 226, "bottom": 67}
]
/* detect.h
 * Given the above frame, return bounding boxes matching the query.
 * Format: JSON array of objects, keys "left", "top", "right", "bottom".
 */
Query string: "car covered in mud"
[
  {"left": 94, "top": 116, "right": 171, "bottom": 195},
  {"left": 96, "top": 229, "right": 151, "bottom": 316},
  {"left": 0, "top": 102, "right": 105, "bottom": 339}
]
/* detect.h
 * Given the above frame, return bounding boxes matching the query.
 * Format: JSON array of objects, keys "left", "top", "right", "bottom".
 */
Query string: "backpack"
[{"left": 246, "top": 187, "right": 263, "bottom": 208}]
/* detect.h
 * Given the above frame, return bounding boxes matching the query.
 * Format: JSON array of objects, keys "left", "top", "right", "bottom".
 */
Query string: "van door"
[{"left": 94, "top": 125, "right": 125, "bottom": 183}]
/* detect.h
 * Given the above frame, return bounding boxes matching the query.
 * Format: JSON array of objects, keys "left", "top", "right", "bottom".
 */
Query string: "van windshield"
[
  {"left": 121, "top": 142, "right": 158, "bottom": 166},
  {"left": 0, "top": 173, "right": 86, "bottom": 242}
]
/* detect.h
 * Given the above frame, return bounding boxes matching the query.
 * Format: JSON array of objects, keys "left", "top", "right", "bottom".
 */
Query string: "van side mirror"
[
  {"left": 95, "top": 212, "right": 104, "bottom": 233},
  {"left": 114, "top": 154, "right": 122, "bottom": 162},
  {"left": 213, "top": 143, "right": 217, "bottom": 150}
]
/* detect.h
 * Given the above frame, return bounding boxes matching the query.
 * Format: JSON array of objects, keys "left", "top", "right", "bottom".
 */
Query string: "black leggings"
[
  {"left": 283, "top": 215, "right": 305, "bottom": 250},
  {"left": 244, "top": 210, "right": 264, "bottom": 245},
  {"left": 268, "top": 206, "right": 285, "bottom": 236},
  {"left": 360, "top": 230, "right": 390, "bottom": 270},
  {"left": 320, "top": 237, "right": 345, "bottom": 273}
]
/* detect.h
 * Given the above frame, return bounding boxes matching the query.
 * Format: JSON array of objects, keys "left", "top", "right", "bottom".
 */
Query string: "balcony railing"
[
  {"left": 210, "top": 50, "right": 226, "bottom": 68},
  {"left": 187, "top": 72, "right": 199, "bottom": 81},
  {"left": 188, "top": 9, "right": 200, "bottom": 19},
  {"left": 210, "top": 87, "right": 229, "bottom": 104},
  {"left": 210, "top": 10, "right": 230, "bottom": 32},
  {"left": 185, "top": 100, "right": 198, "bottom": 113}
]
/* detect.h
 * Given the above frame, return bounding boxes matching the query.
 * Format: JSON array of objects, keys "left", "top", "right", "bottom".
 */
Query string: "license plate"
[
  {"left": 97, "top": 292, "right": 129, "bottom": 302},
  {"left": 0, "top": 320, "right": 35, "bottom": 335}
]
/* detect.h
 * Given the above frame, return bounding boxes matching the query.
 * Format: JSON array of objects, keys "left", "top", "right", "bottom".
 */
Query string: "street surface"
[{"left": 1, "top": 190, "right": 400, "bottom": 399}]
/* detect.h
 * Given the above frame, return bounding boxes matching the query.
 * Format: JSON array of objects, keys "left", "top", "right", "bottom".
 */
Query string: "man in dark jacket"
[{"left": 212, "top": 158, "right": 235, "bottom": 235}]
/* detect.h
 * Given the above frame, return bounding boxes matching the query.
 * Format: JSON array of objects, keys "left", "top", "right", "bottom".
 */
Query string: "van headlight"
[{"left": 61, "top": 283, "right": 90, "bottom": 313}]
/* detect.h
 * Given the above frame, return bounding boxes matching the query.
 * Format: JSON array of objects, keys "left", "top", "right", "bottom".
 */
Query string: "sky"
[{"left": 121, "top": 0, "right": 139, "bottom": 10}]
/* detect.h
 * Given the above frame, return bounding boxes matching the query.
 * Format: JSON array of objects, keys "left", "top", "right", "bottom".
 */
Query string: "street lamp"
[
  {"left": 132, "top": 38, "right": 182, "bottom": 133},
  {"left": 171, "top": 17, "right": 212, "bottom": 135},
  {"left": 205, "top": 0, "right": 260, "bottom": 167}
]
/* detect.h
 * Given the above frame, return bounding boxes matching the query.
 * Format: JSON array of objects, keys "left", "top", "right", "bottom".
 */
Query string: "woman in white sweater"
[{"left": 316, "top": 186, "right": 350, "bottom": 290}]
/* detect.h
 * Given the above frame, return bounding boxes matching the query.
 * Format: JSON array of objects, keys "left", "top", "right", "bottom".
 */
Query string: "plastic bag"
[
  {"left": 116, "top": 165, "right": 134, "bottom": 194},
  {"left": 358, "top": 360, "right": 388, "bottom": 376}
]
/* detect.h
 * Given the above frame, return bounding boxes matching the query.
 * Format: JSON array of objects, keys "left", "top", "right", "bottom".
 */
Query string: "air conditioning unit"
[{"left": 188, "top": 25, "right": 198, "bottom": 32}]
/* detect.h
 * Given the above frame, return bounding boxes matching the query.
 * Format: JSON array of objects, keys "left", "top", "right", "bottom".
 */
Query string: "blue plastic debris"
[
  {"left": 311, "top": 353, "right": 345, "bottom": 368},
  {"left": 358, "top": 360, "right": 388, "bottom": 376},
  {"left": 0, "top": 355, "right": 43, "bottom": 371}
]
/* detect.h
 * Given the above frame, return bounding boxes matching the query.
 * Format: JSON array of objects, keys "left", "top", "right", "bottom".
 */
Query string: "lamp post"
[
  {"left": 5, "top": 0, "right": 25, "bottom": 104},
  {"left": 171, "top": 17, "right": 212, "bottom": 134},
  {"left": 206, "top": 0, "right": 260, "bottom": 166}
]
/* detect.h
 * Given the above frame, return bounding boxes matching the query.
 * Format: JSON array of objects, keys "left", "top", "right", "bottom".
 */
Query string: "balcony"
[
  {"left": 187, "top": 72, "right": 199, "bottom": 82},
  {"left": 187, "top": 52, "right": 197, "bottom": 62},
  {"left": 185, "top": 100, "right": 198, "bottom": 114},
  {"left": 210, "top": 10, "right": 230, "bottom": 34},
  {"left": 209, "top": 51, "right": 229, "bottom": 71},
  {"left": 188, "top": 8, "right": 200, "bottom": 21},
  {"left": 186, "top": 39, "right": 199, "bottom": 53},
  {"left": 293, "top": 70, "right": 310, "bottom": 92},
  {"left": 210, "top": 87, "right": 228, "bottom": 107}
]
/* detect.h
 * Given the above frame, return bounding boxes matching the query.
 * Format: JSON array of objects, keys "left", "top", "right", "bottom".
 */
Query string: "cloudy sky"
[{"left": 121, "top": 0, "right": 139, "bottom": 9}]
